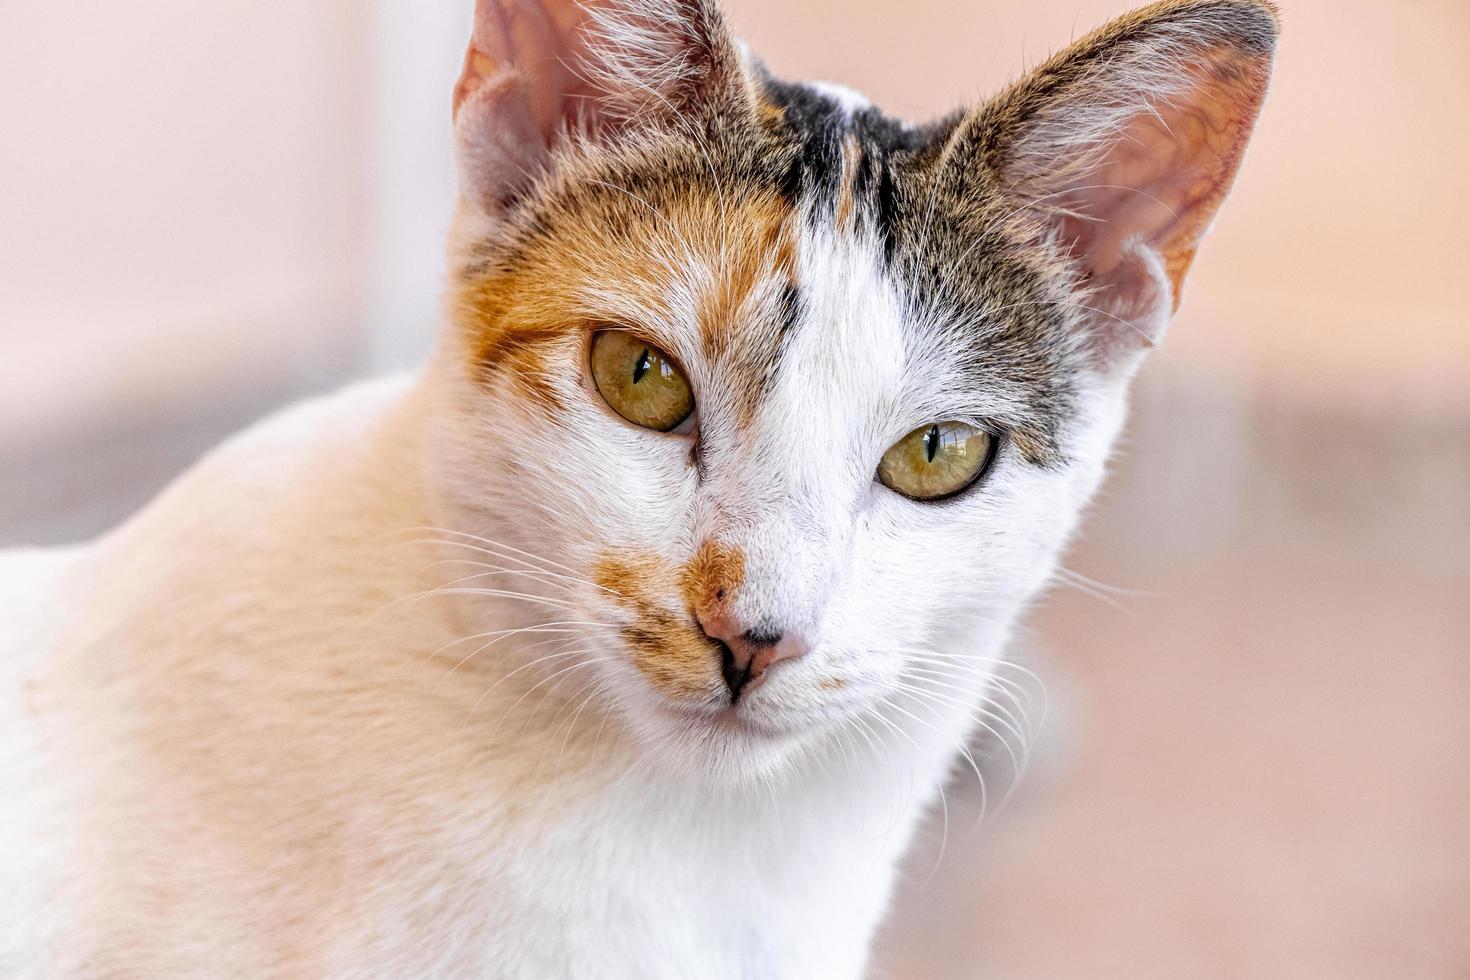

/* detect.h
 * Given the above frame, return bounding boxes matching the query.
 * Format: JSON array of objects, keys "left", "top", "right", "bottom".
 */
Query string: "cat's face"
[{"left": 428, "top": 0, "right": 1274, "bottom": 778}]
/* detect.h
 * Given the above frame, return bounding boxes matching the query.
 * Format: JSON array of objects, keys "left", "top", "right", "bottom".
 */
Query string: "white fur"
[{"left": 807, "top": 81, "right": 872, "bottom": 118}]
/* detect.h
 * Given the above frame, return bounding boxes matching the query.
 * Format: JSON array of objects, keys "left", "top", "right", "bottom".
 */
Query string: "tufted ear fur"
[
  {"left": 452, "top": 0, "right": 748, "bottom": 216},
  {"left": 949, "top": 0, "right": 1277, "bottom": 361}
]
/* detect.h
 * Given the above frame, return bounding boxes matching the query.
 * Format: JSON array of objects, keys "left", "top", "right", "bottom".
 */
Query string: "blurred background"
[{"left": 2, "top": 1, "right": 1466, "bottom": 977}]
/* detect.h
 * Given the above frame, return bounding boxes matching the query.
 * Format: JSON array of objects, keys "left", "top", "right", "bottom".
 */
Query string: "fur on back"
[{"left": 2, "top": 1, "right": 1277, "bottom": 976}]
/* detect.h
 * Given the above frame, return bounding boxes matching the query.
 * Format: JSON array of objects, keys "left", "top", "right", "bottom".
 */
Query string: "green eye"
[
  {"left": 590, "top": 330, "right": 695, "bottom": 432},
  {"left": 877, "top": 422, "right": 995, "bottom": 500}
]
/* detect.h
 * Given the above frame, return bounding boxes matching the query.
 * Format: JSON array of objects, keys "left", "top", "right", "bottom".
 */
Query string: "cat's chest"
[
  {"left": 477, "top": 839, "right": 880, "bottom": 980},
  {"left": 371, "top": 775, "right": 911, "bottom": 980}
]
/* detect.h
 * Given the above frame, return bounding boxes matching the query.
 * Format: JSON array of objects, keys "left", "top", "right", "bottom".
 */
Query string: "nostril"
[
  {"left": 704, "top": 615, "right": 812, "bottom": 703},
  {"left": 740, "top": 627, "right": 782, "bottom": 648},
  {"left": 717, "top": 642, "right": 751, "bottom": 704}
]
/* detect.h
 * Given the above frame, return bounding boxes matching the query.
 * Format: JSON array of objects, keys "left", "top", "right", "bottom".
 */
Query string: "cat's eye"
[
  {"left": 877, "top": 422, "right": 996, "bottom": 501},
  {"left": 589, "top": 330, "right": 695, "bottom": 433}
]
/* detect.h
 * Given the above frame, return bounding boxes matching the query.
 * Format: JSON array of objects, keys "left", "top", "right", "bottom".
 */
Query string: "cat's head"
[{"left": 427, "top": 0, "right": 1276, "bottom": 779}]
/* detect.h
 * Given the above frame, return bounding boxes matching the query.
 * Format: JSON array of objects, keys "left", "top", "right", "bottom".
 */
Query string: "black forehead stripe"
[
  {"left": 758, "top": 75, "right": 847, "bottom": 211},
  {"left": 852, "top": 109, "right": 941, "bottom": 264},
  {"left": 756, "top": 70, "right": 945, "bottom": 260}
]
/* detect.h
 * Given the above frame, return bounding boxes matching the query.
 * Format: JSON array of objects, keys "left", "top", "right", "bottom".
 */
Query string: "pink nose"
[{"left": 697, "top": 613, "right": 811, "bottom": 702}]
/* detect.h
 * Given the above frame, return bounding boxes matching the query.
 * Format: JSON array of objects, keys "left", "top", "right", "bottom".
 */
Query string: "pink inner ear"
[
  {"left": 451, "top": 0, "right": 607, "bottom": 209},
  {"left": 1059, "top": 51, "right": 1269, "bottom": 314},
  {"left": 450, "top": 0, "right": 742, "bottom": 214},
  {"left": 454, "top": 0, "right": 597, "bottom": 135}
]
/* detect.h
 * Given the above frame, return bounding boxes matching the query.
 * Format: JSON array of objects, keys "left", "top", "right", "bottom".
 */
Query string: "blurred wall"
[{"left": 0, "top": 0, "right": 374, "bottom": 458}]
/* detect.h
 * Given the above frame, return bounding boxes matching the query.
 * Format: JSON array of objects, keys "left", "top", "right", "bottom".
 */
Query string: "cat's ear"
[
  {"left": 945, "top": 0, "right": 1277, "bottom": 361},
  {"left": 452, "top": 0, "right": 746, "bottom": 215}
]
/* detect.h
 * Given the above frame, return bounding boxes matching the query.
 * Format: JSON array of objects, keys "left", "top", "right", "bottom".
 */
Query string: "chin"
[{"left": 628, "top": 698, "right": 826, "bottom": 785}]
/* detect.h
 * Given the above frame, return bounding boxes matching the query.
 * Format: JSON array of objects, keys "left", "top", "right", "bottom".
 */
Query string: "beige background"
[{"left": 2, "top": 0, "right": 1466, "bottom": 976}]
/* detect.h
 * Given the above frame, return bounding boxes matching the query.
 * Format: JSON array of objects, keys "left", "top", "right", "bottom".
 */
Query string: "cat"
[{"left": 0, "top": 0, "right": 1276, "bottom": 976}]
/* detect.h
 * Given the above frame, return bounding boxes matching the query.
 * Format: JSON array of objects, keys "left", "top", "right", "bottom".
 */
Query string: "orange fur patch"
[
  {"left": 456, "top": 162, "right": 797, "bottom": 425},
  {"left": 594, "top": 551, "right": 721, "bottom": 700},
  {"left": 592, "top": 540, "right": 745, "bottom": 701},
  {"left": 457, "top": 270, "right": 581, "bottom": 413},
  {"left": 680, "top": 538, "right": 745, "bottom": 622}
]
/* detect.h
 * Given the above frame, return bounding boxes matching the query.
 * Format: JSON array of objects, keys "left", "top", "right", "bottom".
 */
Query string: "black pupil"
[
  {"left": 924, "top": 425, "right": 940, "bottom": 463},
  {"left": 631, "top": 349, "right": 651, "bottom": 384}
]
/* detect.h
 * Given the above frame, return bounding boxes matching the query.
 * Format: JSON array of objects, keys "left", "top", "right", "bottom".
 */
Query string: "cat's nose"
[{"left": 698, "top": 614, "right": 810, "bottom": 703}]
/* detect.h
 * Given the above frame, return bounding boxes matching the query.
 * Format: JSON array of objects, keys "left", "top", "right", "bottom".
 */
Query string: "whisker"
[
  {"left": 418, "top": 556, "right": 612, "bottom": 598},
  {"left": 461, "top": 646, "right": 598, "bottom": 726},
  {"left": 893, "top": 673, "right": 1030, "bottom": 755},
  {"left": 878, "top": 693, "right": 991, "bottom": 827},
  {"left": 893, "top": 681, "right": 1026, "bottom": 781},
  {"left": 1052, "top": 566, "right": 1149, "bottom": 616},
  {"left": 422, "top": 620, "right": 614, "bottom": 665},
  {"left": 554, "top": 679, "right": 616, "bottom": 776},
  {"left": 484, "top": 657, "right": 617, "bottom": 742},
  {"left": 403, "top": 587, "right": 580, "bottom": 611},
  {"left": 402, "top": 526, "right": 592, "bottom": 581},
  {"left": 892, "top": 654, "right": 1037, "bottom": 716},
  {"left": 899, "top": 657, "right": 1047, "bottom": 734},
  {"left": 437, "top": 628, "right": 593, "bottom": 683}
]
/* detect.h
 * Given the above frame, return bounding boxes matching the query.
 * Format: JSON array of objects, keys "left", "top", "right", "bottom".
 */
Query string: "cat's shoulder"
[
  {"left": 181, "top": 372, "right": 420, "bottom": 493},
  {"left": 0, "top": 372, "right": 422, "bottom": 659},
  {"left": 113, "top": 372, "right": 420, "bottom": 543}
]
